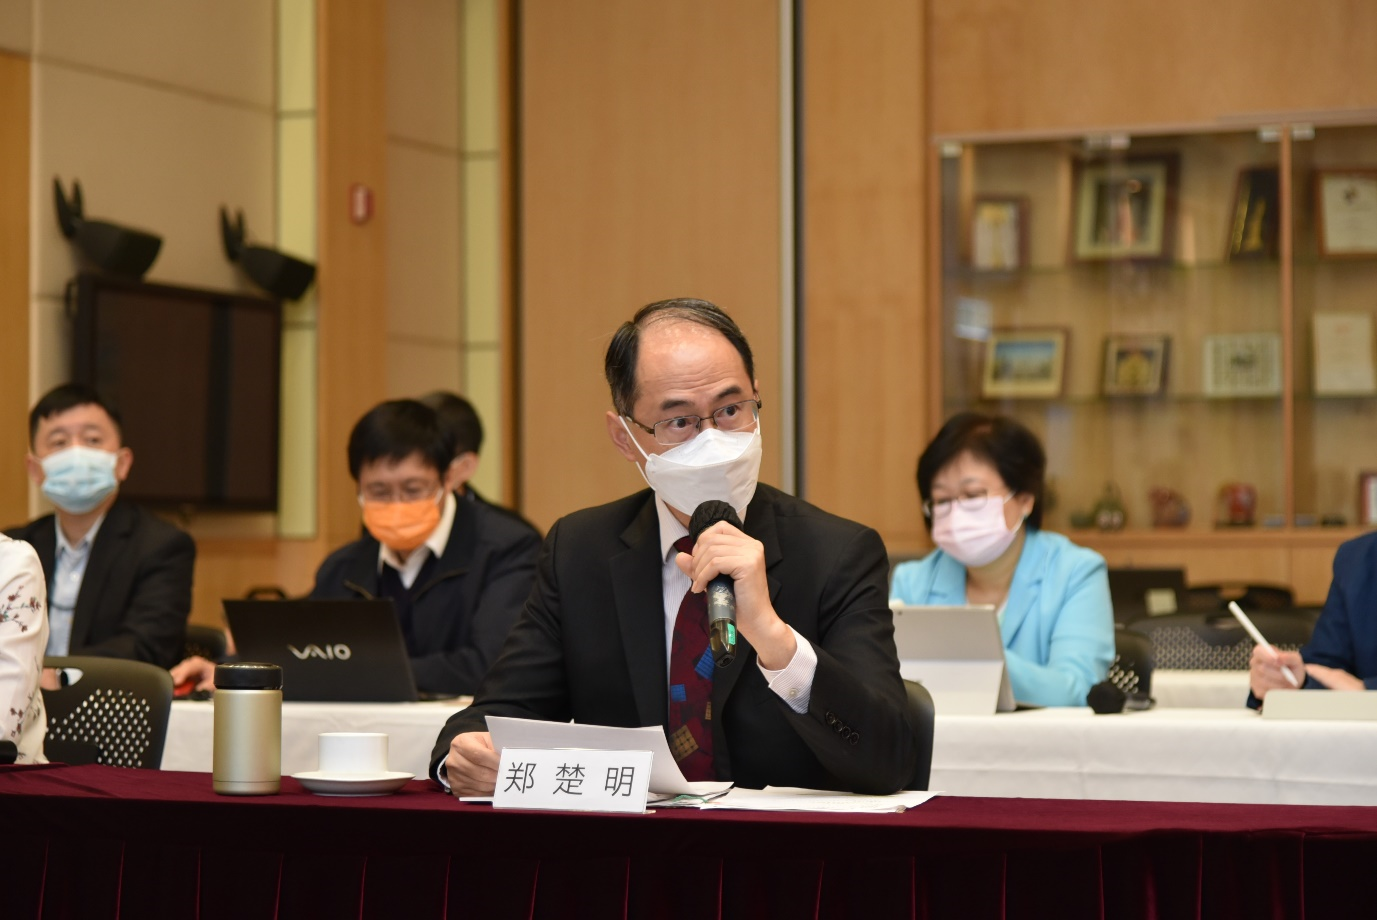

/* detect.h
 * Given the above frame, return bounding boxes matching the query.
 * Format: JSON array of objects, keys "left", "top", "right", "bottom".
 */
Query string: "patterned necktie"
[{"left": 667, "top": 536, "right": 715, "bottom": 781}]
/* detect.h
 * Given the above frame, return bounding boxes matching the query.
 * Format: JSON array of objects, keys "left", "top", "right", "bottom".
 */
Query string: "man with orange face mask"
[{"left": 308, "top": 400, "right": 541, "bottom": 696}]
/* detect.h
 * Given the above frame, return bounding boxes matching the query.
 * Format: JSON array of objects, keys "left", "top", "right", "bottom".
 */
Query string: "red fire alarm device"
[{"left": 349, "top": 183, "right": 374, "bottom": 225}]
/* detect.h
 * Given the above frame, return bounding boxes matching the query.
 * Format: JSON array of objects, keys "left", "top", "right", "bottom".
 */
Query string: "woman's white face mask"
[
  {"left": 931, "top": 493, "right": 1022, "bottom": 568},
  {"left": 620, "top": 417, "right": 762, "bottom": 520}
]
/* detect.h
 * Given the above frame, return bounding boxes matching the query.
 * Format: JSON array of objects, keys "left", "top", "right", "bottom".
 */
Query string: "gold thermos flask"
[{"left": 212, "top": 662, "right": 283, "bottom": 795}]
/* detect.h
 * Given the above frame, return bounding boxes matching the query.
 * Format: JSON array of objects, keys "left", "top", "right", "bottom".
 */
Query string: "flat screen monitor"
[{"left": 69, "top": 272, "right": 282, "bottom": 511}]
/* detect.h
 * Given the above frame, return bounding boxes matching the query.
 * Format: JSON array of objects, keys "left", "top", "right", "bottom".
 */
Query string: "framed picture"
[
  {"left": 1202, "top": 333, "right": 1283, "bottom": 398},
  {"left": 1313, "top": 312, "right": 1377, "bottom": 396},
  {"left": 981, "top": 329, "right": 1068, "bottom": 399},
  {"left": 1071, "top": 154, "right": 1179, "bottom": 262},
  {"left": 1361, "top": 473, "right": 1377, "bottom": 527},
  {"left": 1227, "top": 166, "right": 1280, "bottom": 261},
  {"left": 1102, "top": 334, "right": 1169, "bottom": 396},
  {"left": 971, "top": 196, "right": 1028, "bottom": 271},
  {"left": 1316, "top": 169, "right": 1377, "bottom": 259}
]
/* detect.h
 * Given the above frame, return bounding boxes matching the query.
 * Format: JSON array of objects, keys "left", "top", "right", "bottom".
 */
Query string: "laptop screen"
[
  {"left": 223, "top": 599, "right": 418, "bottom": 702},
  {"left": 890, "top": 604, "right": 1015, "bottom": 715}
]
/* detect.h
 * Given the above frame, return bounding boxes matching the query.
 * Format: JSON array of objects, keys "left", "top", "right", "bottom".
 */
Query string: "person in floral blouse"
[{"left": 0, "top": 534, "right": 48, "bottom": 762}]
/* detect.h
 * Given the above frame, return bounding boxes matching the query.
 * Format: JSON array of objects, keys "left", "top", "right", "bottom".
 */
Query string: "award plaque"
[{"left": 1316, "top": 170, "right": 1377, "bottom": 259}]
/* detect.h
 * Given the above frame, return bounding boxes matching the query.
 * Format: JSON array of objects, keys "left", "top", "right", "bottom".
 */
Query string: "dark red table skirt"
[{"left": 4, "top": 763, "right": 1377, "bottom": 919}]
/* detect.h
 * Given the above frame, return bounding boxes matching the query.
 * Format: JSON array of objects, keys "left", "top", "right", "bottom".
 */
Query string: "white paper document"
[
  {"left": 486, "top": 717, "right": 733, "bottom": 797},
  {"left": 672, "top": 786, "right": 936, "bottom": 814}
]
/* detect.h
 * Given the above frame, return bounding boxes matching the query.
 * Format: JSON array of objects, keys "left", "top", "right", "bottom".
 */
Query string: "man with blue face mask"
[
  {"left": 5, "top": 384, "right": 194, "bottom": 669},
  {"left": 432, "top": 299, "right": 917, "bottom": 796}
]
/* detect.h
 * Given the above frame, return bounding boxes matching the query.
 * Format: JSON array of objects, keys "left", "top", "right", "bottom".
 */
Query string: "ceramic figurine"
[
  {"left": 1216, "top": 483, "right": 1257, "bottom": 527},
  {"left": 1093, "top": 482, "right": 1127, "bottom": 531},
  {"left": 1148, "top": 487, "right": 1190, "bottom": 528}
]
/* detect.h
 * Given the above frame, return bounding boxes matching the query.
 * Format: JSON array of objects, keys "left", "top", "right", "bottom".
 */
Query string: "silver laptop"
[
  {"left": 224, "top": 599, "right": 418, "bottom": 702},
  {"left": 891, "top": 604, "right": 1016, "bottom": 715}
]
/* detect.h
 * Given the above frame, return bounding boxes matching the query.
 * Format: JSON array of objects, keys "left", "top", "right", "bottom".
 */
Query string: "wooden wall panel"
[
  {"left": 317, "top": 0, "right": 388, "bottom": 547},
  {"left": 930, "top": 0, "right": 1377, "bottom": 137},
  {"left": 0, "top": 52, "right": 28, "bottom": 529},
  {"left": 800, "top": 0, "right": 928, "bottom": 547},
  {"left": 191, "top": 537, "right": 327, "bottom": 626},
  {"left": 517, "top": 0, "right": 782, "bottom": 532},
  {"left": 184, "top": 0, "right": 392, "bottom": 625}
]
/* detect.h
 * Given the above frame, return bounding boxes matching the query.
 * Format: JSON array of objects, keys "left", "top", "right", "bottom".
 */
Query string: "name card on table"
[
  {"left": 1262, "top": 689, "right": 1377, "bottom": 721},
  {"left": 494, "top": 748, "right": 652, "bottom": 813}
]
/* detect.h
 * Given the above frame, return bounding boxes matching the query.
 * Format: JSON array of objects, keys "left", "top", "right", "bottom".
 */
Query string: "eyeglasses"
[
  {"left": 625, "top": 399, "right": 762, "bottom": 446},
  {"left": 357, "top": 485, "right": 443, "bottom": 505},
  {"left": 922, "top": 490, "right": 1012, "bottom": 519}
]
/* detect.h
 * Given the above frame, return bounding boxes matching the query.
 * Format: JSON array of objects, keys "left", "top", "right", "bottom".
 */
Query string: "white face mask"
[
  {"left": 620, "top": 417, "right": 762, "bottom": 520},
  {"left": 931, "top": 493, "right": 1023, "bottom": 568}
]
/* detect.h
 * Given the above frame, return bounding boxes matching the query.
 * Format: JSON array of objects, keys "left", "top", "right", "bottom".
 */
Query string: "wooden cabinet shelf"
[{"left": 930, "top": 120, "right": 1377, "bottom": 603}]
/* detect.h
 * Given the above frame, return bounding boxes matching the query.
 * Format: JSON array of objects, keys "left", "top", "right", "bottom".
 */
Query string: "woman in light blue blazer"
[{"left": 890, "top": 413, "right": 1114, "bottom": 707}]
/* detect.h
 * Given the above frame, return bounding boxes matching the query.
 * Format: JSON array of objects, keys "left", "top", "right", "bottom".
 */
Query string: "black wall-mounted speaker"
[
  {"left": 221, "top": 208, "right": 316, "bottom": 300},
  {"left": 54, "top": 178, "right": 162, "bottom": 279}
]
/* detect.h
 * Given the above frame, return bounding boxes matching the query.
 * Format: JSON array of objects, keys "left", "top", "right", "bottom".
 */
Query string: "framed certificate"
[
  {"left": 1313, "top": 312, "right": 1377, "bottom": 396},
  {"left": 1203, "top": 333, "right": 1282, "bottom": 398},
  {"left": 1316, "top": 170, "right": 1377, "bottom": 259}
]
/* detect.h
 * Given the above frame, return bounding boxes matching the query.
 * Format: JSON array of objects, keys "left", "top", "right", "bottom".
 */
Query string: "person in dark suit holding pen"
[
  {"left": 433, "top": 298, "right": 916, "bottom": 795},
  {"left": 1249, "top": 532, "right": 1377, "bottom": 706},
  {"left": 6, "top": 384, "right": 194, "bottom": 670}
]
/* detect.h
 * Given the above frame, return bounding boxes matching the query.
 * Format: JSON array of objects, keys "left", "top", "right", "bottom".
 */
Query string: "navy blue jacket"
[
  {"left": 310, "top": 494, "right": 541, "bottom": 695},
  {"left": 1300, "top": 531, "right": 1377, "bottom": 686}
]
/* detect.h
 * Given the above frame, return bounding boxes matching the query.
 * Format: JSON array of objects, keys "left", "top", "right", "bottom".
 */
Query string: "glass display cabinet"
[{"left": 931, "top": 119, "right": 1377, "bottom": 603}]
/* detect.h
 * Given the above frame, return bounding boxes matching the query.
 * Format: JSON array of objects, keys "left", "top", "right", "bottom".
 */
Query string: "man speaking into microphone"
[{"left": 432, "top": 299, "right": 916, "bottom": 795}]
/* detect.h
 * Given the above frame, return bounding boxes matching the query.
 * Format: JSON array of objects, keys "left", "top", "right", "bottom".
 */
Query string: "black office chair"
[
  {"left": 1183, "top": 583, "right": 1295, "bottom": 612},
  {"left": 184, "top": 624, "right": 229, "bottom": 662},
  {"left": 41, "top": 656, "right": 175, "bottom": 768},
  {"left": 1107, "top": 628, "right": 1154, "bottom": 698},
  {"left": 1127, "top": 610, "right": 1319, "bottom": 670},
  {"left": 1107, "top": 568, "right": 1187, "bottom": 625},
  {"left": 902, "top": 679, "right": 935, "bottom": 791}
]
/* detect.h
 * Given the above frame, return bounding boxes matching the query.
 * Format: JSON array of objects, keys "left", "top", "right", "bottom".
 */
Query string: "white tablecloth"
[
  {"left": 1149, "top": 670, "right": 1251, "bottom": 709},
  {"left": 166, "top": 698, "right": 1373, "bottom": 806},
  {"left": 930, "top": 707, "right": 1377, "bottom": 805},
  {"left": 163, "top": 699, "right": 466, "bottom": 778}
]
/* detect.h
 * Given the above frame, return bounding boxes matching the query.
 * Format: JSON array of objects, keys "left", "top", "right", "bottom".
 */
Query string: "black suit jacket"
[
  {"left": 310, "top": 494, "right": 542, "bottom": 695},
  {"left": 431, "top": 484, "right": 916, "bottom": 794},
  {"left": 6, "top": 501, "right": 194, "bottom": 669}
]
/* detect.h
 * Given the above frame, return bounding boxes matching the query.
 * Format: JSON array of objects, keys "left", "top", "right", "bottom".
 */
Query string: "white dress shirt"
[
  {"left": 47, "top": 514, "right": 106, "bottom": 657},
  {"left": 653, "top": 496, "right": 817, "bottom": 714}
]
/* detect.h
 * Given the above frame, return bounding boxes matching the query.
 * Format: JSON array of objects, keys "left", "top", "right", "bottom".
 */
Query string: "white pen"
[{"left": 1228, "top": 601, "right": 1301, "bottom": 688}]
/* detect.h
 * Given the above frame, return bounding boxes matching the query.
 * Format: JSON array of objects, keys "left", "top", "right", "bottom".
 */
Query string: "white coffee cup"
[{"left": 317, "top": 732, "right": 389, "bottom": 775}]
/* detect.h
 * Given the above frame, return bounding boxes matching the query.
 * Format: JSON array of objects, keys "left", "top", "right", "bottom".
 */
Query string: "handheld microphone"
[{"left": 689, "top": 500, "right": 741, "bottom": 668}]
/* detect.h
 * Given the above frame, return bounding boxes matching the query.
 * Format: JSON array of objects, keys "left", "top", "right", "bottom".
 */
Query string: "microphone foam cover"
[
  {"left": 1086, "top": 680, "right": 1127, "bottom": 714},
  {"left": 689, "top": 500, "right": 741, "bottom": 542}
]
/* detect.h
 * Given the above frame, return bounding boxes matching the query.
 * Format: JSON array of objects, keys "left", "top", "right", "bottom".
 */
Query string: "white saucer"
[{"left": 292, "top": 770, "right": 415, "bottom": 796}]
